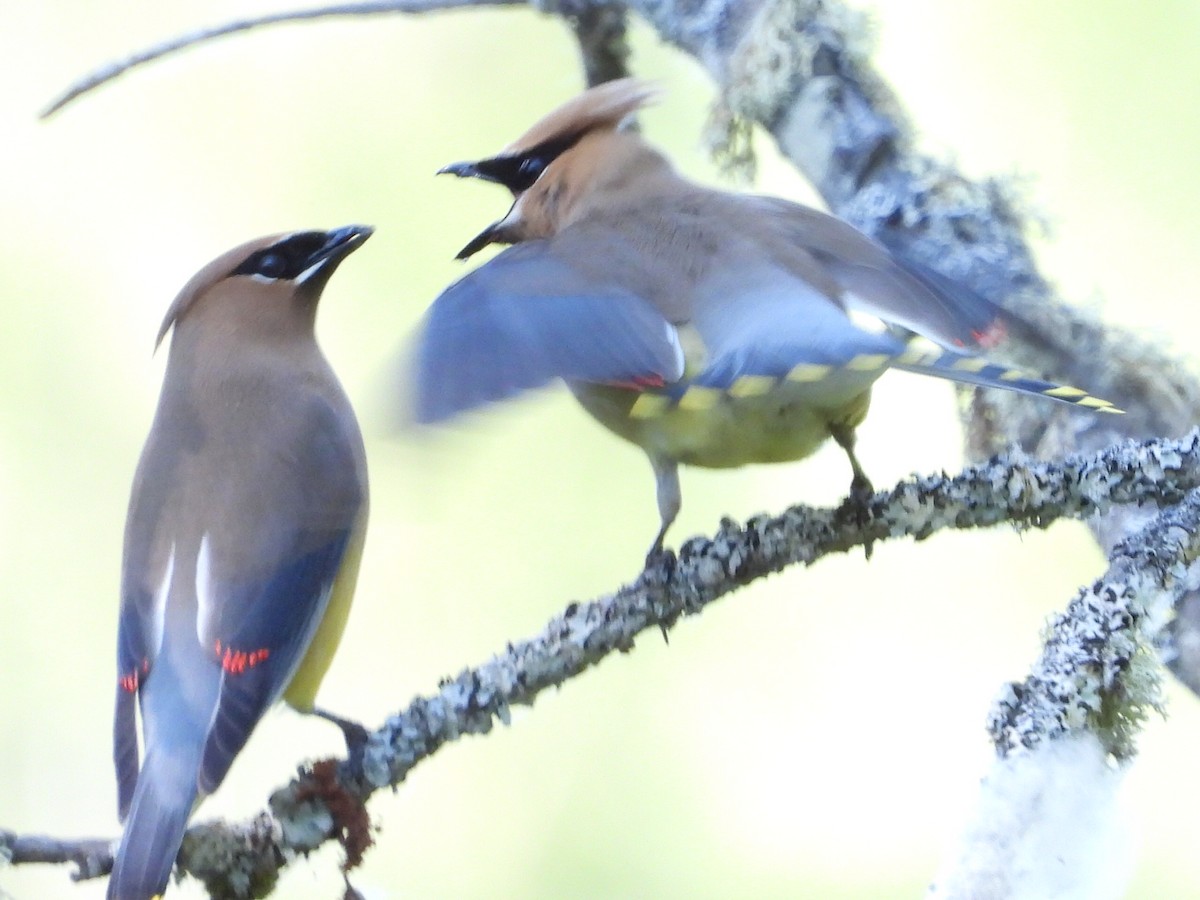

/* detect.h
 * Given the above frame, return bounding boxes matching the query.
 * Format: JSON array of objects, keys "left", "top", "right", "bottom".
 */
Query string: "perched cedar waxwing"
[
  {"left": 108, "top": 226, "right": 372, "bottom": 900},
  {"left": 413, "top": 79, "right": 1119, "bottom": 557}
]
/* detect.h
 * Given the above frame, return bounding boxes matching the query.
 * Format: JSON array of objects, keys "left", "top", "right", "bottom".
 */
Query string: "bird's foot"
[
  {"left": 642, "top": 543, "right": 676, "bottom": 643},
  {"left": 643, "top": 543, "right": 675, "bottom": 571},
  {"left": 312, "top": 707, "right": 372, "bottom": 757},
  {"left": 839, "top": 474, "right": 876, "bottom": 560}
]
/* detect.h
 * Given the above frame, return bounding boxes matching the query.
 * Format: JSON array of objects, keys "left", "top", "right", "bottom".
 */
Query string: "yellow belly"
[
  {"left": 571, "top": 381, "right": 873, "bottom": 468},
  {"left": 283, "top": 508, "right": 368, "bottom": 712}
]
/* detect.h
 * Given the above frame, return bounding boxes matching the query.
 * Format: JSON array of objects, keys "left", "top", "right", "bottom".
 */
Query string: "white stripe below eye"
[
  {"left": 195, "top": 533, "right": 215, "bottom": 647},
  {"left": 248, "top": 273, "right": 278, "bottom": 285},
  {"left": 151, "top": 544, "right": 175, "bottom": 657},
  {"left": 295, "top": 259, "right": 327, "bottom": 285}
]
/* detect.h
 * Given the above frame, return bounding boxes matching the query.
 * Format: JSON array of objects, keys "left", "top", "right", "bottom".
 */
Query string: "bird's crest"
[
  {"left": 503, "top": 78, "right": 660, "bottom": 154},
  {"left": 154, "top": 234, "right": 284, "bottom": 351}
]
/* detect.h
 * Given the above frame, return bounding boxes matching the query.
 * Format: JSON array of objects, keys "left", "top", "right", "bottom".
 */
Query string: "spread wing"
[
  {"left": 412, "top": 240, "right": 685, "bottom": 423},
  {"left": 408, "top": 197, "right": 1116, "bottom": 426}
]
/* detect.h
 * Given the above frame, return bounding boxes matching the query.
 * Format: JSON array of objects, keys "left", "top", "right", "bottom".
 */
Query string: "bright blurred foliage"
[{"left": 2, "top": 1, "right": 1199, "bottom": 897}]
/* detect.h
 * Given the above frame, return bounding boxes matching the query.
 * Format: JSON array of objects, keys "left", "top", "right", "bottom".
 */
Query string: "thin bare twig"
[
  {"left": 40, "top": 0, "right": 523, "bottom": 118},
  {"left": 0, "top": 831, "right": 113, "bottom": 882}
]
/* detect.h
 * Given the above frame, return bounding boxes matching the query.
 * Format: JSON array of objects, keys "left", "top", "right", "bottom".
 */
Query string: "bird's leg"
[
  {"left": 646, "top": 455, "right": 683, "bottom": 641},
  {"left": 311, "top": 706, "right": 371, "bottom": 756},
  {"left": 831, "top": 423, "right": 874, "bottom": 500},
  {"left": 646, "top": 455, "right": 681, "bottom": 565},
  {"left": 829, "top": 423, "right": 875, "bottom": 559}
]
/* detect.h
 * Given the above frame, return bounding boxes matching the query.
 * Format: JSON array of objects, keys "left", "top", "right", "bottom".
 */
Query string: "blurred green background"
[{"left": 3, "top": 1, "right": 1200, "bottom": 897}]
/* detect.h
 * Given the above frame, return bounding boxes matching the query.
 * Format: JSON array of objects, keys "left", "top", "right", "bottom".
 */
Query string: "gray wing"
[
  {"left": 195, "top": 396, "right": 365, "bottom": 792},
  {"left": 685, "top": 263, "right": 905, "bottom": 396},
  {"left": 115, "top": 392, "right": 365, "bottom": 812},
  {"left": 752, "top": 196, "right": 1007, "bottom": 349},
  {"left": 685, "top": 269, "right": 1117, "bottom": 413}
]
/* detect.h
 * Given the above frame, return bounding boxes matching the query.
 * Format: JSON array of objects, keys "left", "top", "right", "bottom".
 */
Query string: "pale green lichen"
[
  {"left": 703, "top": 101, "right": 757, "bottom": 181},
  {"left": 989, "top": 485, "right": 1200, "bottom": 761},
  {"left": 707, "top": 0, "right": 897, "bottom": 179},
  {"left": 179, "top": 812, "right": 282, "bottom": 899}
]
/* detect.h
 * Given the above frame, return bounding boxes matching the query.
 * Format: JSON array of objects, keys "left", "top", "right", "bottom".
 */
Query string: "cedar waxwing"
[
  {"left": 108, "top": 226, "right": 372, "bottom": 900},
  {"left": 413, "top": 80, "right": 1118, "bottom": 556}
]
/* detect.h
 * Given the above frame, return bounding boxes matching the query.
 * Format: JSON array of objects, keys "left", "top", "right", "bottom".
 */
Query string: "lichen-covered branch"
[
  {"left": 930, "top": 490, "right": 1200, "bottom": 898},
  {"left": 989, "top": 487, "right": 1200, "bottom": 760},
  {"left": 556, "top": 0, "right": 632, "bottom": 87},
  {"left": 5, "top": 432, "right": 1200, "bottom": 895}
]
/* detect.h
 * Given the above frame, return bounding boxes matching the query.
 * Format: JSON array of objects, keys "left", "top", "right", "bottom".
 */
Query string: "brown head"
[
  {"left": 439, "top": 79, "right": 672, "bottom": 258},
  {"left": 155, "top": 225, "right": 373, "bottom": 351}
]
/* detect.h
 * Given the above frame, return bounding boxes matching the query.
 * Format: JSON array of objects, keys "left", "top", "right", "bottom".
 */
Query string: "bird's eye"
[
  {"left": 253, "top": 252, "right": 289, "bottom": 279},
  {"left": 518, "top": 157, "right": 545, "bottom": 178},
  {"left": 232, "top": 233, "right": 329, "bottom": 281}
]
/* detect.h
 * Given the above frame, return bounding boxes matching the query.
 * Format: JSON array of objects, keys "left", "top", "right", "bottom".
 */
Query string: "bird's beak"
[
  {"left": 439, "top": 159, "right": 522, "bottom": 258},
  {"left": 296, "top": 225, "right": 374, "bottom": 288},
  {"left": 438, "top": 157, "right": 511, "bottom": 185},
  {"left": 455, "top": 221, "right": 505, "bottom": 260},
  {"left": 438, "top": 160, "right": 482, "bottom": 178},
  {"left": 314, "top": 224, "right": 374, "bottom": 264}
]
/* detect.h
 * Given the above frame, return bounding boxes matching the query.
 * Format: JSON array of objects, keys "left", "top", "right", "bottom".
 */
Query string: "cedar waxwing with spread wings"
[{"left": 413, "top": 80, "right": 1119, "bottom": 556}]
